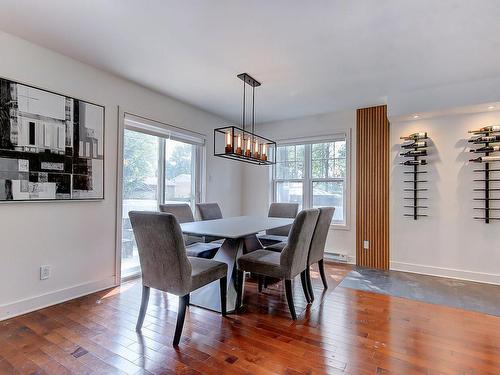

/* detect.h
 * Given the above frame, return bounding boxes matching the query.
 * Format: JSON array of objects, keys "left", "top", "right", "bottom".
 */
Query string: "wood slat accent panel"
[{"left": 356, "top": 105, "right": 390, "bottom": 269}]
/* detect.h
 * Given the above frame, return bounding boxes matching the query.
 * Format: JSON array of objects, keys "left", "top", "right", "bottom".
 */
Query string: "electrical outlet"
[
  {"left": 363, "top": 240, "right": 369, "bottom": 250},
  {"left": 40, "top": 265, "right": 51, "bottom": 280}
]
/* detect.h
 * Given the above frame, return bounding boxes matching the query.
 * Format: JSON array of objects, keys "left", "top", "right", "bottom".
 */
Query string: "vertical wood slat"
[{"left": 356, "top": 105, "right": 389, "bottom": 269}]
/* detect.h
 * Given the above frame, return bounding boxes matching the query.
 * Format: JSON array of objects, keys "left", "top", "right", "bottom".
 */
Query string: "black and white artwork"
[{"left": 0, "top": 78, "right": 104, "bottom": 201}]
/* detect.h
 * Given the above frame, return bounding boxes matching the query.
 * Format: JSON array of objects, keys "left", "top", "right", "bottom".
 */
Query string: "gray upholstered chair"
[
  {"left": 129, "top": 211, "right": 228, "bottom": 346},
  {"left": 159, "top": 203, "right": 195, "bottom": 224},
  {"left": 236, "top": 209, "right": 319, "bottom": 320},
  {"left": 258, "top": 203, "right": 299, "bottom": 247},
  {"left": 305, "top": 207, "right": 335, "bottom": 301},
  {"left": 195, "top": 202, "right": 224, "bottom": 243},
  {"left": 196, "top": 202, "right": 223, "bottom": 220},
  {"left": 159, "top": 203, "right": 220, "bottom": 259}
]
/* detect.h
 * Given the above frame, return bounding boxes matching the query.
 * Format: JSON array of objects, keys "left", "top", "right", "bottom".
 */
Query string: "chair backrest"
[
  {"left": 159, "top": 203, "right": 195, "bottom": 223},
  {"left": 280, "top": 209, "right": 319, "bottom": 279},
  {"left": 308, "top": 207, "right": 335, "bottom": 265},
  {"left": 129, "top": 211, "right": 192, "bottom": 296},
  {"left": 196, "top": 203, "right": 223, "bottom": 221},
  {"left": 266, "top": 203, "right": 299, "bottom": 236}
]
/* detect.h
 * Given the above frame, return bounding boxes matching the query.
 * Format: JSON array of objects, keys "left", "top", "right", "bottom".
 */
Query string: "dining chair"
[
  {"left": 235, "top": 209, "right": 319, "bottom": 320},
  {"left": 159, "top": 203, "right": 195, "bottom": 224},
  {"left": 159, "top": 203, "right": 220, "bottom": 258},
  {"left": 305, "top": 207, "right": 335, "bottom": 301},
  {"left": 257, "top": 203, "right": 299, "bottom": 247},
  {"left": 195, "top": 202, "right": 224, "bottom": 243},
  {"left": 129, "top": 211, "right": 228, "bottom": 346},
  {"left": 196, "top": 202, "right": 223, "bottom": 220}
]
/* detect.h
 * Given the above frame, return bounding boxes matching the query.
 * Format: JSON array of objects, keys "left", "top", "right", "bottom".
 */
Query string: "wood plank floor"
[{"left": 0, "top": 262, "right": 499, "bottom": 374}]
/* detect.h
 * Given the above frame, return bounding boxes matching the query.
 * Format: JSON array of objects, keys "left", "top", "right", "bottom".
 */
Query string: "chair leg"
[
  {"left": 258, "top": 275, "right": 264, "bottom": 292},
  {"left": 136, "top": 285, "right": 150, "bottom": 332},
  {"left": 235, "top": 270, "right": 244, "bottom": 310},
  {"left": 300, "top": 271, "right": 311, "bottom": 303},
  {"left": 173, "top": 294, "right": 189, "bottom": 347},
  {"left": 305, "top": 266, "right": 315, "bottom": 302},
  {"left": 318, "top": 259, "right": 328, "bottom": 289},
  {"left": 284, "top": 279, "right": 297, "bottom": 320},
  {"left": 220, "top": 276, "right": 227, "bottom": 316}
]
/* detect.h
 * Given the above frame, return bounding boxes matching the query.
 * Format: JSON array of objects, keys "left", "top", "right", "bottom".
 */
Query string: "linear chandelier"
[{"left": 214, "top": 73, "right": 276, "bottom": 165}]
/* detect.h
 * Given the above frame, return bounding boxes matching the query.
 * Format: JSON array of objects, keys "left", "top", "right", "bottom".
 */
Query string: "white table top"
[{"left": 180, "top": 216, "right": 294, "bottom": 239}]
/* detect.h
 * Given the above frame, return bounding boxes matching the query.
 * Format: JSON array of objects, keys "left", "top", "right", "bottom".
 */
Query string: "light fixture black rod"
[
  {"left": 242, "top": 79, "right": 246, "bottom": 131},
  {"left": 252, "top": 85, "right": 255, "bottom": 135}
]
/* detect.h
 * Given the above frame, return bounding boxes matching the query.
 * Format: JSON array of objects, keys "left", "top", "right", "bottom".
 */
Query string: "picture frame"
[{"left": 0, "top": 77, "right": 105, "bottom": 201}]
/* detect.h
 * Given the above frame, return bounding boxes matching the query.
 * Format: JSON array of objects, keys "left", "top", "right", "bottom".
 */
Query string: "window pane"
[
  {"left": 123, "top": 130, "right": 159, "bottom": 206},
  {"left": 275, "top": 144, "right": 304, "bottom": 179},
  {"left": 122, "top": 129, "right": 160, "bottom": 278},
  {"left": 335, "top": 140, "right": 346, "bottom": 158},
  {"left": 312, "top": 141, "right": 346, "bottom": 179},
  {"left": 312, "top": 181, "right": 344, "bottom": 223},
  {"left": 164, "top": 139, "right": 196, "bottom": 208},
  {"left": 276, "top": 181, "right": 303, "bottom": 210},
  {"left": 334, "top": 158, "right": 346, "bottom": 178}
]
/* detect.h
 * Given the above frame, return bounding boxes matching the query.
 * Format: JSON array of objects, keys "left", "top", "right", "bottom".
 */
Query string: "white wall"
[
  {"left": 0, "top": 31, "right": 242, "bottom": 319},
  {"left": 390, "top": 109, "right": 500, "bottom": 284},
  {"left": 241, "top": 110, "right": 356, "bottom": 261}
]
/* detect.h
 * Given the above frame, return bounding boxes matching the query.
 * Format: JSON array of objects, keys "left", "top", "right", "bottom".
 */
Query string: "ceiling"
[{"left": 1, "top": 0, "right": 499, "bottom": 123}]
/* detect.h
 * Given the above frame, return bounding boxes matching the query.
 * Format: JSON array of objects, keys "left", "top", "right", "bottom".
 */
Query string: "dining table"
[{"left": 180, "top": 215, "right": 294, "bottom": 313}]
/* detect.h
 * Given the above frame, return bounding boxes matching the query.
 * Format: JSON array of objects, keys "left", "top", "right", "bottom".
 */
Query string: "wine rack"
[
  {"left": 399, "top": 132, "right": 429, "bottom": 220},
  {"left": 468, "top": 125, "right": 500, "bottom": 223}
]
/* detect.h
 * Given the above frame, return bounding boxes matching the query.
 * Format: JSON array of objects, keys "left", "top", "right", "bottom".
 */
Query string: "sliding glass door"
[{"left": 120, "top": 120, "right": 204, "bottom": 279}]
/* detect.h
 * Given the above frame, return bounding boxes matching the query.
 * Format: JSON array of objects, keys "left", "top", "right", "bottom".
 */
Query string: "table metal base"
[{"left": 189, "top": 235, "right": 262, "bottom": 313}]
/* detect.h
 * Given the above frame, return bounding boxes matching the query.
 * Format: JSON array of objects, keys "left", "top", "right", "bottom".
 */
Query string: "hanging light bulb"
[
  {"left": 236, "top": 133, "right": 242, "bottom": 155},
  {"left": 225, "top": 130, "right": 233, "bottom": 153},
  {"left": 262, "top": 143, "right": 268, "bottom": 161},
  {"left": 254, "top": 139, "right": 260, "bottom": 159},
  {"left": 245, "top": 136, "right": 251, "bottom": 157}
]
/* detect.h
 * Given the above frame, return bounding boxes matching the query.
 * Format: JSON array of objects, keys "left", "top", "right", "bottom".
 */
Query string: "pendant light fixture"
[{"left": 214, "top": 73, "right": 276, "bottom": 165}]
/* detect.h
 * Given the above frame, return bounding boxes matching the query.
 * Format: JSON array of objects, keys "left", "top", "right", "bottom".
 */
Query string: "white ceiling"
[{"left": 1, "top": 0, "right": 500, "bottom": 123}]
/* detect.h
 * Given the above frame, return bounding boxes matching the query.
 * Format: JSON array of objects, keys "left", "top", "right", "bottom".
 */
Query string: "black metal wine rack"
[
  {"left": 399, "top": 133, "right": 429, "bottom": 220},
  {"left": 469, "top": 127, "right": 500, "bottom": 223}
]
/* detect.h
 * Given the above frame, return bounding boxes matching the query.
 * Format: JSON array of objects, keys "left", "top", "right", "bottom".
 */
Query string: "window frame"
[{"left": 272, "top": 131, "right": 351, "bottom": 230}]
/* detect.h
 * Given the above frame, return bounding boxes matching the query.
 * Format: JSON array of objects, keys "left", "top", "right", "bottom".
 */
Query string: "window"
[
  {"left": 273, "top": 135, "right": 349, "bottom": 226},
  {"left": 120, "top": 115, "right": 204, "bottom": 278}
]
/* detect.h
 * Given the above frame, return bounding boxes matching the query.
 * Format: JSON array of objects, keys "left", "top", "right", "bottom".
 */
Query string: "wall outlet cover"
[
  {"left": 363, "top": 240, "right": 369, "bottom": 249},
  {"left": 40, "top": 265, "right": 51, "bottom": 280}
]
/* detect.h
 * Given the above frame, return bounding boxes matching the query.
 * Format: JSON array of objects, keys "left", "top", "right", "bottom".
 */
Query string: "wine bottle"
[
  {"left": 469, "top": 156, "right": 500, "bottom": 163},
  {"left": 400, "top": 160, "right": 427, "bottom": 166},
  {"left": 469, "top": 125, "right": 500, "bottom": 133},
  {"left": 400, "top": 132, "right": 427, "bottom": 140},
  {"left": 468, "top": 135, "right": 500, "bottom": 143},
  {"left": 470, "top": 145, "right": 500, "bottom": 153},
  {"left": 402, "top": 140, "right": 427, "bottom": 149},
  {"left": 400, "top": 150, "right": 427, "bottom": 157},
  {"left": 483, "top": 125, "right": 500, "bottom": 132}
]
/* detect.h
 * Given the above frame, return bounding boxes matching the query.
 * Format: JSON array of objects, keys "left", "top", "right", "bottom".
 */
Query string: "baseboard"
[
  {"left": 324, "top": 252, "right": 356, "bottom": 265},
  {"left": 390, "top": 261, "right": 500, "bottom": 285},
  {"left": 0, "top": 276, "right": 117, "bottom": 321}
]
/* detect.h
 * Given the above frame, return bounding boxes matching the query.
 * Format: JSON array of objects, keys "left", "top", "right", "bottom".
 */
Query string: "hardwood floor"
[{"left": 0, "top": 262, "right": 499, "bottom": 374}]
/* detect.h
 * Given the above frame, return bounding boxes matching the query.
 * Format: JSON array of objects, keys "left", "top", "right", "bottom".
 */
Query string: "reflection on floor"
[{"left": 339, "top": 267, "right": 500, "bottom": 316}]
